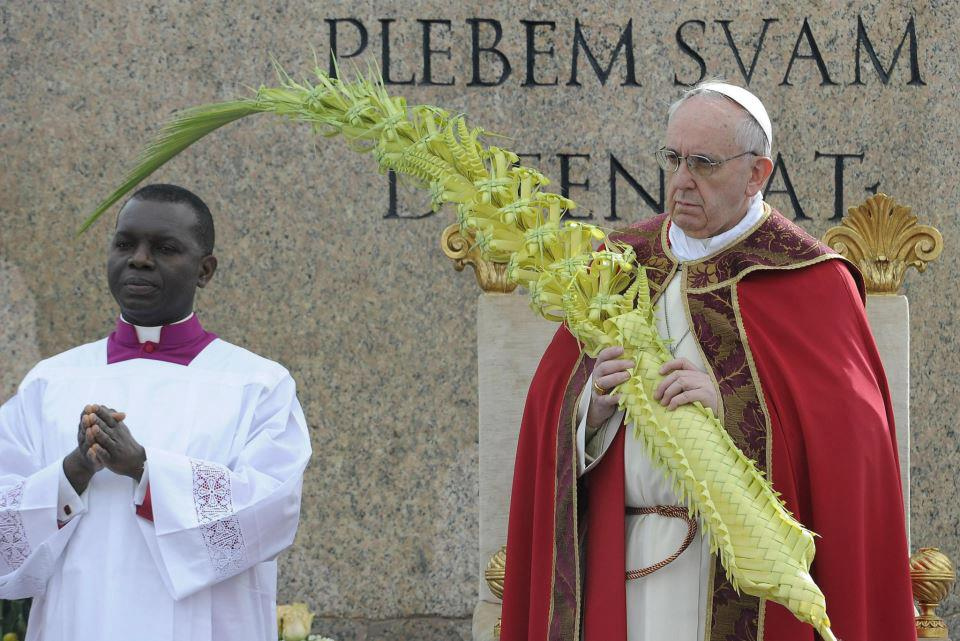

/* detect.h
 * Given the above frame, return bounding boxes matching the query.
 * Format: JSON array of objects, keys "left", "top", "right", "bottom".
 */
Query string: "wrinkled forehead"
[{"left": 665, "top": 96, "right": 743, "bottom": 151}]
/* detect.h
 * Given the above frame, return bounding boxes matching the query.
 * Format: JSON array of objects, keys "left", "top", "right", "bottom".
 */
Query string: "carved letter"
[
  {"left": 853, "top": 15, "right": 926, "bottom": 86},
  {"left": 814, "top": 151, "right": 865, "bottom": 220},
  {"left": 781, "top": 18, "right": 838, "bottom": 86},
  {"left": 567, "top": 19, "right": 640, "bottom": 87},
  {"left": 380, "top": 19, "right": 415, "bottom": 85},
  {"left": 418, "top": 19, "right": 455, "bottom": 86},
  {"left": 609, "top": 155, "right": 664, "bottom": 220},
  {"left": 384, "top": 172, "right": 435, "bottom": 219},
  {"left": 521, "top": 20, "right": 559, "bottom": 86},
  {"left": 763, "top": 153, "right": 809, "bottom": 221},
  {"left": 674, "top": 20, "right": 707, "bottom": 86},
  {"left": 515, "top": 153, "right": 543, "bottom": 167},
  {"left": 468, "top": 18, "right": 512, "bottom": 86},
  {"left": 715, "top": 18, "right": 779, "bottom": 85},
  {"left": 325, "top": 18, "right": 368, "bottom": 77},
  {"left": 559, "top": 153, "right": 593, "bottom": 219}
]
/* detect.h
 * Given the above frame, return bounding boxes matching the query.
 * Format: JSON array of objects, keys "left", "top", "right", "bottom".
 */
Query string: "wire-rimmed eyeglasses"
[{"left": 655, "top": 147, "right": 758, "bottom": 178}]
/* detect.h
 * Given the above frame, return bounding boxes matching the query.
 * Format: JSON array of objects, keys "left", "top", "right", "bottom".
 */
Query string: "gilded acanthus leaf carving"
[
  {"left": 822, "top": 193, "right": 943, "bottom": 294},
  {"left": 441, "top": 224, "right": 517, "bottom": 293}
]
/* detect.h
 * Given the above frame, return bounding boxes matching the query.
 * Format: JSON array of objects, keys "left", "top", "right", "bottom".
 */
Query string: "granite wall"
[
  {"left": 2, "top": 1, "right": 958, "bottom": 639},
  {"left": 0, "top": 260, "right": 40, "bottom": 401}
]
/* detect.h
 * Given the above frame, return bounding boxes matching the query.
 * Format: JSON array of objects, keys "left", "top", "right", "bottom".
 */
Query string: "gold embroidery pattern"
[
  {"left": 688, "top": 287, "right": 765, "bottom": 640},
  {"left": 549, "top": 352, "right": 588, "bottom": 641}
]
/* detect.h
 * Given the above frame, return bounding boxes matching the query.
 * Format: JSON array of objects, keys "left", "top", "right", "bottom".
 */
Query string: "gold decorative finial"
[
  {"left": 822, "top": 193, "right": 943, "bottom": 294},
  {"left": 441, "top": 225, "right": 517, "bottom": 293},
  {"left": 485, "top": 545, "right": 507, "bottom": 639},
  {"left": 485, "top": 545, "right": 507, "bottom": 599},
  {"left": 910, "top": 547, "right": 956, "bottom": 638}
]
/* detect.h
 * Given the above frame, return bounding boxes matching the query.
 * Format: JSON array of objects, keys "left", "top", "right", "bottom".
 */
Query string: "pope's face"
[
  {"left": 107, "top": 198, "right": 216, "bottom": 326},
  {"left": 664, "top": 96, "right": 762, "bottom": 239}
]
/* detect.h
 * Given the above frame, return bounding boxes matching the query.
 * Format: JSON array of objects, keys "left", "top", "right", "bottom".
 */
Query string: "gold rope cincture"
[{"left": 624, "top": 505, "right": 699, "bottom": 580}]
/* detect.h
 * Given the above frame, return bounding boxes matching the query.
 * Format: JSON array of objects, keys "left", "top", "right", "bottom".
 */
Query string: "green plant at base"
[{"left": 0, "top": 598, "right": 30, "bottom": 640}]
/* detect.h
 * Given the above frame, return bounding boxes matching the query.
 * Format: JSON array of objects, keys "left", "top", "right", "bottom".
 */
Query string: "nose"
[
  {"left": 128, "top": 243, "right": 154, "bottom": 269},
  {"left": 672, "top": 158, "right": 698, "bottom": 190}
]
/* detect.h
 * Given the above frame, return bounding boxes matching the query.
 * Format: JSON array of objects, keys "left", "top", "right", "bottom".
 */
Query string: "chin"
[
  {"left": 670, "top": 212, "right": 710, "bottom": 238},
  {"left": 118, "top": 297, "right": 160, "bottom": 312},
  {"left": 117, "top": 301, "right": 164, "bottom": 322},
  {"left": 679, "top": 226, "right": 713, "bottom": 239}
]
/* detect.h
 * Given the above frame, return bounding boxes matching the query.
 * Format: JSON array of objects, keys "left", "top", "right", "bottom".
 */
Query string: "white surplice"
[
  {"left": 0, "top": 337, "right": 311, "bottom": 641},
  {"left": 575, "top": 196, "right": 765, "bottom": 641}
]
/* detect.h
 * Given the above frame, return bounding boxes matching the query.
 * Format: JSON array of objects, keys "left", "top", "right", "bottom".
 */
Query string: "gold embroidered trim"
[
  {"left": 570, "top": 353, "right": 585, "bottom": 641},
  {"left": 681, "top": 267, "right": 726, "bottom": 425},
  {"left": 686, "top": 254, "right": 851, "bottom": 294},
  {"left": 730, "top": 285, "right": 774, "bottom": 477},
  {"left": 703, "top": 554, "right": 717, "bottom": 641},
  {"left": 651, "top": 262, "right": 679, "bottom": 307},
  {"left": 546, "top": 350, "right": 585, "bottom": 640},
  {"left": 687, "top": 284, "right": 764, "bottom": 640},
  {"left": 731, "top": 260, "right": 804, "bottom": 641},
  {"left": 758, "top": 599, "right": 767, "bottom": 641}
]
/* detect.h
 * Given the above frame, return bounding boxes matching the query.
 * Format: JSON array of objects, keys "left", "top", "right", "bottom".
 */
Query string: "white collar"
[
  {"left": 667, "top": 194, "right": 765, "bottom": 262},
  {"left": 120, "top": 312, "right": 194, "bottom": 344}
]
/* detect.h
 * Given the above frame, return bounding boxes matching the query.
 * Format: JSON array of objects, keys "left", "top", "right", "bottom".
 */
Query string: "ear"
[
  {"left": 745, "top": 156, "right": 775, "bottom": 197},
  {"left": 197, "top": 255, "right": 218, "bottom": 289}
]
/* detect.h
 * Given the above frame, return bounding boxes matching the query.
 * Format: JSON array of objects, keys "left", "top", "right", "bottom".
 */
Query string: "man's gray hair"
[{"left": 668, "top": 79, "right": 772, "bottom": 157}]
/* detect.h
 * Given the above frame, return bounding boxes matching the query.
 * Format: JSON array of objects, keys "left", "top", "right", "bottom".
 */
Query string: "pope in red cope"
[{"left": 500, "top": 81, "right": 916, "bottom": 641}]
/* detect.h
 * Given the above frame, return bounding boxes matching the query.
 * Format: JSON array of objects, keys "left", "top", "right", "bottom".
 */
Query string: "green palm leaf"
[{"left": 78, "top": 99, "right": 264, "bottom": 233}]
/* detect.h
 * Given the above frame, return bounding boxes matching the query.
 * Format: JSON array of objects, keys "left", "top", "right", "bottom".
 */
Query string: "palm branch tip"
[{"left": 78, "top": 99, "right": 265, "bottom": 234}]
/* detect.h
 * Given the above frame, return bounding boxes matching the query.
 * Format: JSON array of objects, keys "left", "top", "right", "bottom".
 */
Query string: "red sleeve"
[
  {"left": 738, "top": 260, "right": 915, "bottom": 641},
  {"left": 135, "top": 482, "right": 154, "bottom": 522}
]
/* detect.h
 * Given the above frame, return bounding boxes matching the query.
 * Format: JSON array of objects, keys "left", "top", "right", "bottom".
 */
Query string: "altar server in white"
[{"left": 0, "top": 183, "right": 311, "bottom": 641}]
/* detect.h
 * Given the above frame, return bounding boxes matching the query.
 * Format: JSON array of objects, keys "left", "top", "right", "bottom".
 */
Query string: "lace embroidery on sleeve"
[
  {"left": 0, "top": 483, "right": 31, "bottom": 570},
  {"left": 190, "top": 461, "right": 246, "bottom": 576}
]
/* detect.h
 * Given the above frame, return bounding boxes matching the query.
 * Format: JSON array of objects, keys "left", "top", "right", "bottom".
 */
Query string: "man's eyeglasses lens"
[{"left": 656, "top": 149, "right": 719, "bottom": 177}]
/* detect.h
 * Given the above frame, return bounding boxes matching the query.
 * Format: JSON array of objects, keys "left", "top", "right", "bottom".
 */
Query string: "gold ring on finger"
[{"left": 593, "top": 380, "right": 609, "bottom": 396}]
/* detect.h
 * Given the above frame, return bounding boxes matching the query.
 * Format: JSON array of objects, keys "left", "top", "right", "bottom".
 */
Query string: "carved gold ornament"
[
  {"left": 441, "top": 224, "right": 517, "bottom": 293},
  {"left": 485, "top": 545, "right": 507, "bottom": 599},
  {"left": 822, "top": 193, "right": 943, "bottom": 294},
  {"left": 910, "top": 547, "right": 956, "bottom": 638},
  {"left": 485, "top": 545, "right": 507, "bottom": 639}
]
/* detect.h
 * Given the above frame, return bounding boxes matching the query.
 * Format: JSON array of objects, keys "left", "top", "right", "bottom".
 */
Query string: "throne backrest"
[
  {"left": 864, "top": 295, "right": 911, "bottom": 539},
  {"left": 476, "top": 294, "right": 556, "bottom": 606}
]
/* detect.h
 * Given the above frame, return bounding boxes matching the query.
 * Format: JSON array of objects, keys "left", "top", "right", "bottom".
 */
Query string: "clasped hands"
[
  {"left": 64, "top": 404, "right": 146, "bottom": 494},
  {"left": 585, "top": 346, "right": 719, "bottom": 430}
]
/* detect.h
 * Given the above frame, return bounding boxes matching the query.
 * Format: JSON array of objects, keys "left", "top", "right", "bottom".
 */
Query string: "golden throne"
[{"left": 443, "top": 193, "right": 953, "bottom": 641}]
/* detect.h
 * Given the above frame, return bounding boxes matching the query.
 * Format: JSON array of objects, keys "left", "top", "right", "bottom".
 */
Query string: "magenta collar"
[{"left": 106, "top": 315, "right": 217, "bottom": 366}]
